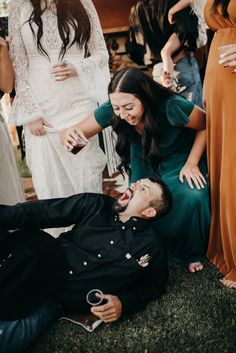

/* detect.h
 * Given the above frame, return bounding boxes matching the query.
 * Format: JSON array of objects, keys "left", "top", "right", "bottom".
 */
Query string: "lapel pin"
[{"left": 137, "top": 254, "right": 151, "bottom": 267}]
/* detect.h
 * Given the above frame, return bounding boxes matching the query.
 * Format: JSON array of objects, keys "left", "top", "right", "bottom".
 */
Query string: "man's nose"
[
  {"left": 130, "top": 183, "right": 136, "bottom": 191},
  {"left": 131, "top": 180, "right": 140, "bottom": 190}
]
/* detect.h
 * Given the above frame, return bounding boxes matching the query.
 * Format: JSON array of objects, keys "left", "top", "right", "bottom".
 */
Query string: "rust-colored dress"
[{"left": 204, "top": 0, "right": 236, "bottom": 281}]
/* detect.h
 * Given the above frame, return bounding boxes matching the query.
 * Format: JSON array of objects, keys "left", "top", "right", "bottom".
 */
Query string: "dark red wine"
[{"left": 70, "top": 145, "right": 85, "bottom": 154}]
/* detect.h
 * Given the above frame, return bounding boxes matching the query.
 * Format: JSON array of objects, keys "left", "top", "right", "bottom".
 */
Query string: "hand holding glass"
[
  {"left": 86, "top": 289, "right": 104, "bottom": 306},
  {"left": 70, "top": 136, "right": 88, "bottom": 154}
]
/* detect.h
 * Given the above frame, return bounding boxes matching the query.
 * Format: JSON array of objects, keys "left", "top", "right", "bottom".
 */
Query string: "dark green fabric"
[
  {"left": 94, "top": 95, "right": 210, "bottom": 265},
  {"left": 94, "top": 100, "right": 114, "bottom": 128}
]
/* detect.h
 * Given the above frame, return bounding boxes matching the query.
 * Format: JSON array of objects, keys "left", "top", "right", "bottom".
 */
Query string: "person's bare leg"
[
  {"left": 220, "top": 278, "right": 236, "bottom": 289},
  {"left": 188, "top": 262, "right": 204, "bottom": 273}
]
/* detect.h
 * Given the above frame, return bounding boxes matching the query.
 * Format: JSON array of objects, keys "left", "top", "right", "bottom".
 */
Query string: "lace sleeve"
[
  {"left": 74, "top": 0, "right": 110, "bottom": 104},
  {"left": 9, "top": 0, "right": 43, "bottom": 125}
]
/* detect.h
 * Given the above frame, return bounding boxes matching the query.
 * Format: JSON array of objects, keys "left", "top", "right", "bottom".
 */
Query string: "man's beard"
[
  {"left": 112, "top": 187, "right": 133, "bottom": 214},
  {"left": 112, "top": 200, "right": 128, "bottom": 214}
]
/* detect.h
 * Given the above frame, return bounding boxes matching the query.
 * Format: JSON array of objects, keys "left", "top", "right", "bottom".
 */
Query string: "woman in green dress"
[{"left": 61, "top": 68, "right": 210, "bottom": 272}]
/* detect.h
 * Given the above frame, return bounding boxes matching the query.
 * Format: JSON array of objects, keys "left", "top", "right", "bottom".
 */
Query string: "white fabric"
[
  {"left": 0, "top": 115, "right": 25, "bottom": 205},
  {"left": 191, "top": 0, "right": 207, "bottom": 48},
  {"left": 9, "top": 0, "right": 110, "bottom": 235},
  {"left": 102, "top": 126, "right": 120, "bottom": 177}
]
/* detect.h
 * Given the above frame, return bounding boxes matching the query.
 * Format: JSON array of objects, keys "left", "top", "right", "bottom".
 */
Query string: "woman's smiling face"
[{"left": 109, "top": 92, "right": 145, "bottom": 126}]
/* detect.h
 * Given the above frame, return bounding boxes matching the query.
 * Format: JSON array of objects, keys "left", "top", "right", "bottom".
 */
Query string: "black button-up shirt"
[{"left": 0, "top": 193, "right": 168, "bottom": 315}]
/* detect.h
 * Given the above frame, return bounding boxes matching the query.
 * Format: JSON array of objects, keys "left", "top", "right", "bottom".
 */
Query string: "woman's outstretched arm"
[{"left": 60, "top": 113, "right": 103, "bottom": 151}]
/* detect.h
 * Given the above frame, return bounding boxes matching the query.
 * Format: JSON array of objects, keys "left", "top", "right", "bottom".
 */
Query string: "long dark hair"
[
  {"left": 108, "top": 68, "right": 173, "bottom": 176},
  {"left": 211, "top": 0, "right": 230, "bottom": 18},
  {"left": 28, "top": 0, "right": 91, "bottom": 60},
  {"left": 141, "top": 0, "right": 171, "bottom": 29}
]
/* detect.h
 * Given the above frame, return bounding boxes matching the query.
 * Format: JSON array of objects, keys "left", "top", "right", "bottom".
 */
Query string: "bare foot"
[
  {"left": 188, "top": 262, "right": 204, "bottom": 273},
  {"left": 220, "top": 278, "right": 236, "bottom": 289}
]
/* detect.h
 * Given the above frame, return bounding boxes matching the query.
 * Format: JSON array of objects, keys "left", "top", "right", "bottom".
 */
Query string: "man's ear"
[{"left": 141, "top": 207, "right": 157, "bottom": 219}]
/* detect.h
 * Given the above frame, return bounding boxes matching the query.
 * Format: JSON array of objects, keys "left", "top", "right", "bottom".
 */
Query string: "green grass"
[
  {"left": 14, "top": 147, "right": 31, "bottom": 178},
  {"left": 29, "top": 260, "right": 236, "bottom": 353}
]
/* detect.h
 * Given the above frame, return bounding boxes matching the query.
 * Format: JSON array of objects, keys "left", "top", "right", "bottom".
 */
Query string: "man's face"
[{"left": 113, "top": 179, "right": 162, "bottom": 219}]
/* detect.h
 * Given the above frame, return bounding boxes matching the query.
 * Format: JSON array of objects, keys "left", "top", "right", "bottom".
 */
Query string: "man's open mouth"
[{"left": 118, "top": 188, "right": 133, "bottom": 204}]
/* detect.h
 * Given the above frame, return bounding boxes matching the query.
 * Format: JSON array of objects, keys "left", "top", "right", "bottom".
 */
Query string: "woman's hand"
[
  {"left": 28, "top": 118, "right": 53, "bottom": 136},
  {"left": 60, "top": 126, "right": 89, "bottom": 151},
  {"left": 168, "top": 9, "right": 176, "bottom": 24},
  {"left": 51, "top": 61, "right": 77, "bottom": 81},
  {"left": 219, "top": 44, "right": 236, "bottom": 72},
  {"left": 179, "top": 161, "right": 207, "bottom": 190}
]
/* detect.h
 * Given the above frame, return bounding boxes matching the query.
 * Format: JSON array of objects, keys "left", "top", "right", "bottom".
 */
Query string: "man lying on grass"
[{"left": 0, "top": 177, "right": 172, "bottom": 353}]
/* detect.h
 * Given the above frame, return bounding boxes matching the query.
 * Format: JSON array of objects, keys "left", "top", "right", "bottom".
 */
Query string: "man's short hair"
[{"left": 148, "top": 177, "right": 172, "bottom": 219}]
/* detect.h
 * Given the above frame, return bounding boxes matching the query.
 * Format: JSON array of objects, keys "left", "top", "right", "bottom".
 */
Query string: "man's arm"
[
  {"left": 0, "top": 193, "right": 95, "bottom": 230},
  {"left": 91, "top": 248, "right": 168, "bottom": 322}
]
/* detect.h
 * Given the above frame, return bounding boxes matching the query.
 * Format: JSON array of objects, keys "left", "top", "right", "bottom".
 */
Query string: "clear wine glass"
[{"left": 86, "top": 289, "right": 104, "bottom": 306}]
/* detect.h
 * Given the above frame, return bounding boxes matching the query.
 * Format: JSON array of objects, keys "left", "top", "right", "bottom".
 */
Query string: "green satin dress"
[{"left": 94, "top": 94, "right": 210, "bottom": 265}]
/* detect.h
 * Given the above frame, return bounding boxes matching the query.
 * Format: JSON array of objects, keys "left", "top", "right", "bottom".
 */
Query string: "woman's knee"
[{"left": 175, "top": 182, "right": 209, "bottom": 206}]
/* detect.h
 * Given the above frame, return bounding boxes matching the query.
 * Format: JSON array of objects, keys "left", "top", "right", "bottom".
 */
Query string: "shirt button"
[
  {"left": 126, "top": 253, "right": 132, "bottom": 259},
  {"left": 133, "top": 227, "right": 136, "bottom": 230},
  {"left": 110, "top": 240, "right": 114, "bottom": 245},
  {"left": 122, "top": 226, "right": 126, "bottom": 230},
  {"left": 83, "top": 261, "right": 88, "bottom": 266},
  {"left": 97, "top": 254, "right": 102, "bottom": 258},
  {"left": 69, "top": 270, "right": 73, "bottom": 275},
  {"left": 8, "top": 254, "right": 12, "bottom": 258},
  {"left": 133, "top": 218, "right": 138, "bottom": 221}
]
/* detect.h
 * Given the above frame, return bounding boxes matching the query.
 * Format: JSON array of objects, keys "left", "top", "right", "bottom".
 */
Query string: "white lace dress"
[
  {"left": 0, "top": 114, "right": 25, "bottom": 205},
  {"left": 8, "top": 0, "right": 109, "bottom": 207}
]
